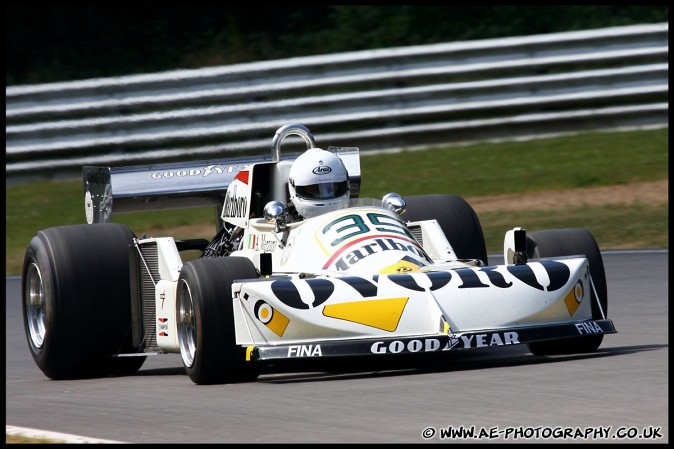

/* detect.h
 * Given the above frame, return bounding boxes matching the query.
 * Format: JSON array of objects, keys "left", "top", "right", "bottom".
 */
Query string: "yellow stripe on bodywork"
[
  {"left": 322, "top": 297, "right": 409, "bottom": 332},
  {"left": 443, "top": 320, "right": 451, "bottom": 335},
  {"left": 564, "top": 281, "right": 583, "bottom": 316},
  {"left": 379, "top": 258, "right": 422, "bottom": 274},
  {"left": 265, "top": 308, "right": 290, "bottom": 337}
]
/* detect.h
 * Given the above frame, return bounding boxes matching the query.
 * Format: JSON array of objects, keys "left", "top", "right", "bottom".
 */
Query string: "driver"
[{"left": 288, "top": 147, "right": 350, "bottom": 219}]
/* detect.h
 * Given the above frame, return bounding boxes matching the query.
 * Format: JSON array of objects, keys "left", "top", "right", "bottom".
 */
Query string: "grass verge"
[{"left": 5, "top": 128, "right": 668, "bottom": 275}]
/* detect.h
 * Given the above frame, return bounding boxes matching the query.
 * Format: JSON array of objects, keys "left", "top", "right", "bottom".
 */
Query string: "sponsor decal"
[
  {"left": 322, "top": 297, "right": 409, "bottom": 332},
  {"left": 312, "top": 165, "right": 332, "bottom": 175},
  {"left": 407, "top": 263, "right": 571, "bottom": 292},
  {"left": 338, "top": 276, "right": 379, "bottom": 297},
  {"left": 506, "top": 261, "right": 570, "bottom": 292},
  {"left": 327, "top": 237, "right": 427, "bottom": 271},
  {"left": 575, "top": 321, "right": 603, "bottom": 335},
  {"left": 378, "top": 257, "right": 422, "bottom": 273},
  {"left": 234, "top": 170, "right": 249, "bottom": 184},
  {"left": 150, "top": 164, "right": 245, "bottom": 179},
  {"left": 269, "top": 261, "right": 576, "bottom": 312},
  {"left": 261, "top": 236, "right": 278, "bottom": 252},
  {"left": 157, "top": 317, "right": 169, "bottom": 337},
  {"left": 388, "top": 271, "right": 452, "bottom": 292},
  {"left": 271, "top": 278, "right": 335, "bottom": 309},
  {"left": 248, "top": 234, "right": 277, "bottom": 252},
  {"left": 288, "top": 345, "right": 323, "bottom": 357},
  {"left": 253, "top": 319, "right": 616, "bottom": 361},
  {"left": 564, "top": 280, "right": 584, "bottom": 316},
  {"left": 447, "top": 332, "right": 520, "bottom": 349},
  {"left": 370, "top": 332, "right": 520, "bottom": 354},
  {"left": 371, "top": 339, "right": 443, "bottom": 354},
  {"left": 247, "top": 234, "right": 257, "bottom": 250},
  {"left": 318, "top": 211, "right": 420, "bottom": 251},
  {"left": 222, "top": 185, "right": 248, "bottom": 218},
  {"left": 253, "top": 300, "right": 290, "bottom": 337}
]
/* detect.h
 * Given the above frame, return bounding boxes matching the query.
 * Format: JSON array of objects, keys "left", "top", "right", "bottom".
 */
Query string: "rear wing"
[{"left": 82, "top": 124, "right": 362, "bottom": 224}]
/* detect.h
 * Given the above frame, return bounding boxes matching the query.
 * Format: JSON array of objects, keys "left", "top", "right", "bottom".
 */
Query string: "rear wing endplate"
[{"left": 82, "top": 124, "right": 361, "bottom": 224}]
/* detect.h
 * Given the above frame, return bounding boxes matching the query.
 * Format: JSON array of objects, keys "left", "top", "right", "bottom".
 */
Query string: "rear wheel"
[
  {"left": 525, "top": 228, "right": 608, "bottom": 355},
  {"left": 403, "top": 194, "right": 488, "bottom": 265},
  {"left": 22, "top": 224, "right": 145, "bottom": 379},
  {"left": 177, "top": 257, "right": 259, "bottom": 384}
]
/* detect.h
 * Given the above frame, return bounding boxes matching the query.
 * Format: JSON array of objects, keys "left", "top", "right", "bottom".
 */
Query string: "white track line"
[{"left": 6, "top": 425, "right": 127, "bottom": 444}]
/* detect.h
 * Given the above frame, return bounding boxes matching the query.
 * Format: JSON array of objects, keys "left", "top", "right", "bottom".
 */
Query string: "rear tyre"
[
  {"left": 525, "top": 228, "right": 608, "bottom": 355},
  {"left": 177, "top": 257, "right": 259, "bottom": 384},
  {"left": 22, "top": 224, "right": 145, "bottom": 379},
  {"left": 403, "top": 194, "right": 488, "bottom": 265}
]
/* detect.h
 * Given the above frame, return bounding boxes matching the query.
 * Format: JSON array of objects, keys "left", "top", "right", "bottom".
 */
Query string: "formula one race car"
[{"left": 22, "top": 124, "right": 616, "bottom": 384}]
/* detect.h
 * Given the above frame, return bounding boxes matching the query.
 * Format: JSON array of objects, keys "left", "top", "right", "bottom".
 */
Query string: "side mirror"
[
  {"left": 382, "top": 192, "right": 406, "bottom": 216},
  {"left": 504, "top": 227, "right": 528, "bottom": 265},
  {"left": 263, "top": 201, "right": 289, "bottom": 233}
]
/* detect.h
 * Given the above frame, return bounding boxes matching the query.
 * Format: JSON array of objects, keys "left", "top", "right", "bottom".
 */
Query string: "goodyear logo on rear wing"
[{"left": 150, "top": 164, "right": 246, "bottom": 179}]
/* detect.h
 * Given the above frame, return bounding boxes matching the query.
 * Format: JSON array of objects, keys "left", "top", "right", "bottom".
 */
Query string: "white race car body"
[
  {"left": 22, "top": 123, "right": 615, "bottom": 383},
  {"left": 139, "top": 192, "right": 605, "bottom": 362}
]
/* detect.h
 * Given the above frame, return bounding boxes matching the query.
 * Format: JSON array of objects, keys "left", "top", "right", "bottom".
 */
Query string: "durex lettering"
[{"left": 506, "top": 262, "right": 571, "bottom": 292}]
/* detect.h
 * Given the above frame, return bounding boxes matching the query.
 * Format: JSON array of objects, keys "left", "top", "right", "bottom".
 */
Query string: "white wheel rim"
[
  {"left": 177, "top": 279, "right": 197, "bottom": 368},
  {"left": 25, "top": 262, "right": 46, "bottom": 350}
]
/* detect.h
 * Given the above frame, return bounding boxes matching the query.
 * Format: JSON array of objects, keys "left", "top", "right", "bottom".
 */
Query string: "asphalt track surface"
[{"left": 5, "top": 251, "right": 668, "bottom": 444}]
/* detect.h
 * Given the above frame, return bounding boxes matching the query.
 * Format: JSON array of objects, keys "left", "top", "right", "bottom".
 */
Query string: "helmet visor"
[{"left": 295, "top": 180, "right": 349, "bottom": 200}]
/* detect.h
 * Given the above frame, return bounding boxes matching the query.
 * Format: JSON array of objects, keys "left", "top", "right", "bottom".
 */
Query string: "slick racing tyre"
[
  {"left": 525, "top": 228, "right": 608, "bottom": 355},
  {"left": 403, "top": 194, "right": 488, "bottom": 266},
  {"left": 177, "top": 257, "right": 260, "bottom": 385},
  {"left": 22, "top": 224, "right": 146, "bottom": 379}
]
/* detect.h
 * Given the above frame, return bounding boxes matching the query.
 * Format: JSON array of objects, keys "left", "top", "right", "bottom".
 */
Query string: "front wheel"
[
  {"left": 403, "top": 194, "right": 488, "bottom": 265},
  {"left": 177, "top": 257, "right": 259, "bottom": 384},
  {"left": 525, "top": 228, "right": 608, "bottom": 355}
]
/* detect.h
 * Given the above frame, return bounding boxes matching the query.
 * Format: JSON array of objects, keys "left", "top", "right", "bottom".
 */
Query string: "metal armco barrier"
[{"left": 5, "top": 22, "right": 668, "bottom": 181}]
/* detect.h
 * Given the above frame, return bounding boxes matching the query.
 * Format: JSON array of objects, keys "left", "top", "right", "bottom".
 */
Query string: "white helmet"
[{"left": 288, "top": 148, "right": 350, "bottom": 218}]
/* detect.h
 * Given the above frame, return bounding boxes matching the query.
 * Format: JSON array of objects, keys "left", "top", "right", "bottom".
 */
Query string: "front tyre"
[
  {"left": 403, "top": 194, "right": 488, "bottom": 265},
  {"left": 177, "top": 257, "right": 259, "bottom": 384},
  {"left": 525, "top": 228, "right": 608, "bottom": 355},
  {"left": 22, "top": 224, "right": 145, "bottom": 379}
]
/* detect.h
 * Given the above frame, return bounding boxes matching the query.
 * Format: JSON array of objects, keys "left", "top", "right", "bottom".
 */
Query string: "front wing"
[{"left": 246, "top": 319, "right": 616, "bottom": 361}]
